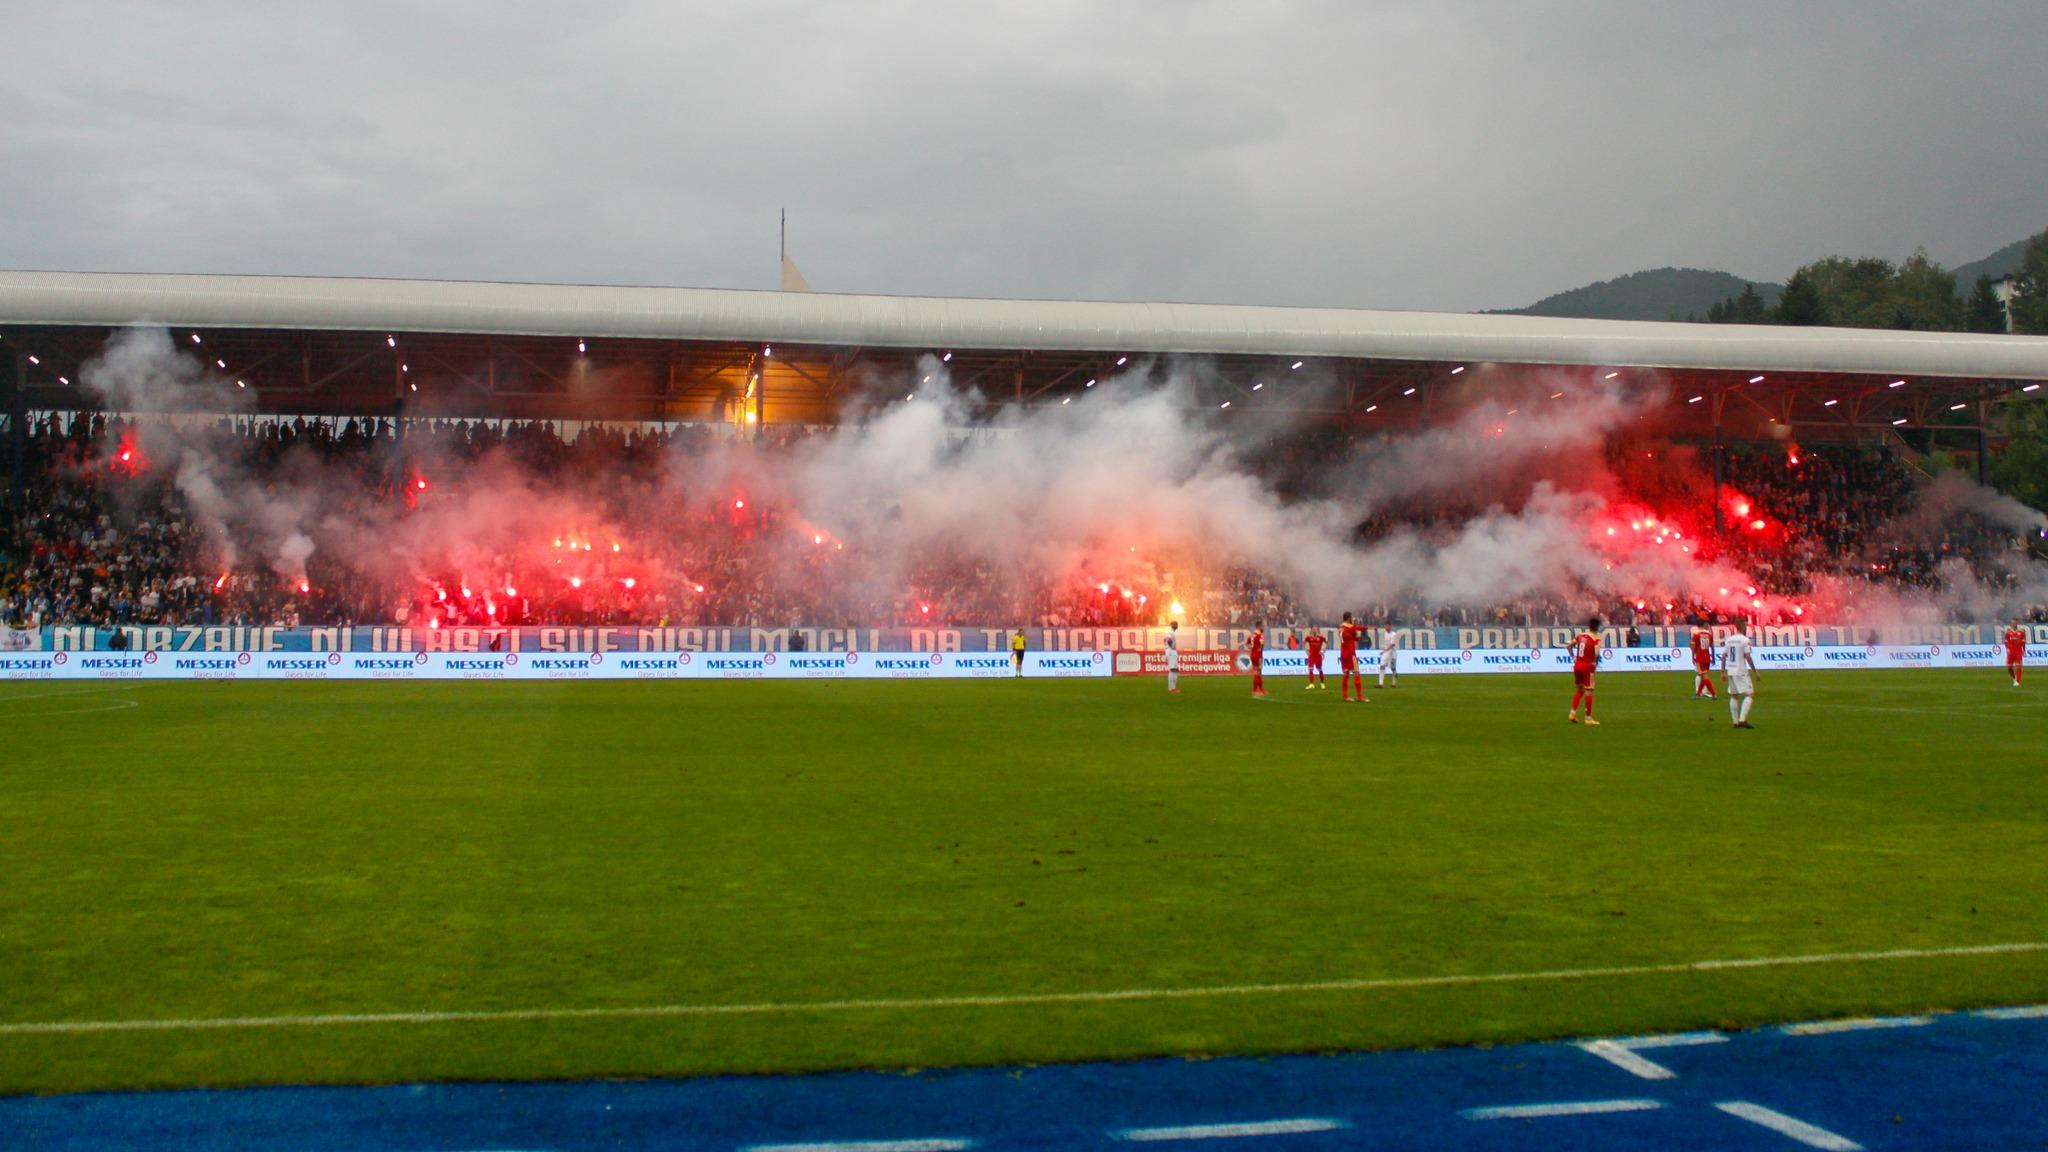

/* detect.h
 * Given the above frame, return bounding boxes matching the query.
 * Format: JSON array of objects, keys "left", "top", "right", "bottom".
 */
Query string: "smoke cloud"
[{"left": 70, "top": 328, "right": 2048, "bottom": 628}]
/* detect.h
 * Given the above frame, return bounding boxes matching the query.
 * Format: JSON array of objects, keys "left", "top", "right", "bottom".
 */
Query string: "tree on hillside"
[
  {"left": 1706, "top": 282, "right": 1769, "bottom": 324},
  {"left": 1772, "top": 269, "right": 1829, "bottom": 325},
  {"left": 1966, "top": 274, "right": 2009, "bottom": 333},
  {"left": 1993, "top": 399, "right": 2048, "bottom": 512},
  {"left": 2011, "top": 230, "right": 2048, "bottom": 336},
  {"left": 1887, "top": 249, "right": 1961, "bottom": 330}
]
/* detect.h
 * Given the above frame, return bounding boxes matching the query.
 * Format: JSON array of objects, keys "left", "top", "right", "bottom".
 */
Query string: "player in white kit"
[
  {"left": 1165, "top": 620, "right": 1181, "bottom": 694},
  {"left": 1377, "top": 623, "right": 1400, "bottom": 688},
  {"left": 1720, "top": 618, "right": 1757, "bottom": 728}
]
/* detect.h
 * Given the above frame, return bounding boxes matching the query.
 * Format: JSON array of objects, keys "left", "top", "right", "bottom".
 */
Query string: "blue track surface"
[{"left": 6, "top": 1006, "right": 2044, "bottom": 1150}]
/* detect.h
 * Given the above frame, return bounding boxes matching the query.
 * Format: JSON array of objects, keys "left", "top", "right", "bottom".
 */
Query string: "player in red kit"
[
  {"left": 1690, "top": 628, "right": 1717, "bottom": 699},
  {"left": 1338, "top": 612, "right": 1370, "bottom": 702},
  {"left": 1568, "top": 616, "right": 1603, "bottom": 725},
  {"left": 1304, "top": 627, "right": 1327, "bottom": 689},
  {"left": 1247, "top": 623, "right": 1268, "bottom": 697},
  {"left": 2005, "top": 618, "right": 2028, "bottom": 687}
]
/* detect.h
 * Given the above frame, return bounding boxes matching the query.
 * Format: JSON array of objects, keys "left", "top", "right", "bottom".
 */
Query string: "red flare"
[{"left": 213, "top": 573, "right": 229, "bottom": 590}]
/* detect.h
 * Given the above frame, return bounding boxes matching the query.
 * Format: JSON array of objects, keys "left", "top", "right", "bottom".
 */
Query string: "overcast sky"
[{"left": 3, "top": 0, "right": 2043, "bottom": 313}]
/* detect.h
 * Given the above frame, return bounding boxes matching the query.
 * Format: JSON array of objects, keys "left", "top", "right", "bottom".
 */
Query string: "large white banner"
[{"left": 0, "top": 649, "right": 1115, "bottom": 682}]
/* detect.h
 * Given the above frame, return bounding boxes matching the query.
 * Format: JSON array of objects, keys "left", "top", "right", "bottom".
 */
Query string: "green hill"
[
  {"left": 1952, "top": 237, "right": 2030, "bottom": 289},
  {"left": 1495, "top": 267, "right": 1782, "bottom": 322}
]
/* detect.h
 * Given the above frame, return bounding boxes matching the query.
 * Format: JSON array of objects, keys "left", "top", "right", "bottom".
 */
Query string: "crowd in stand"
[{"left": 2, "top": 411, "right": 2041, "bottom": 634}]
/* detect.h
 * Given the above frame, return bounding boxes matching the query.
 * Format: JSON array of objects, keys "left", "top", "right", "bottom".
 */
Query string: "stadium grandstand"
[{"left": 5, "top": 270, "right": 2048, "bottom": 642}]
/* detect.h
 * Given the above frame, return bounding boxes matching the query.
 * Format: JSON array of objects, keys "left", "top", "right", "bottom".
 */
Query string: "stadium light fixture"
[
  {"left": 216, "top": 358, "right": 226, "bottom": 368},
  {"left": 191, "top": 333, "right": 202, "bottom": 344},
  {"left": 1891, "top": 417, "right": 1908, "bottom": 425},
  {"left": 1889, "top": 379, "right": 1906, "bottom": 388},
  {"left": 1451, "top": 365, "right": 1465, "bottom": 374},
  {"left": 1252, "top": 382, "right": 1264, "bottom": 391},
  {"left": 1823, "top": 398, "right": 1839, "bottom": 406},
  {"left": 1688, "top": 395, "right": 1704, "bottom": 403},
  {"left": 578, "top": 340, "right": 587, "bottom": 354},
  {"left": 906, "top": 393, "right": 915, "bottom": 401},
  {"left": 1219, "top": 401, "right": 1232, "bottom": 409},
  {"left": 921, "top": 375, "right": 931, "bottom": 384},
  {"left": 235, "top": 380, "right": 245, "bottom": 389},
  {"left": 1403, "top": 387, "right": 1417, "bottom": 396},
  {"left": 1060, "top": 397, "right": 1070, "bottom": 405},
  {"left": 386, "top": 335, "right": 395, "bottom": 347},
  {"left": 1749, "top": 375, "right": 1766, "bottom": 383},
  {"left": 1604, "top": 371, "right": 1620, "bottom": 380},
  {"left": 1116, "top": 356, "right": 1128, "bottom": 366},
  {"left": 1085, "top": 379, "right": 1096, "bottom": 387},
  {"left": 763, "top": 345, "right": 772, "bottom": 357},
  {"left": 409, "top": 382, "right": 417, "bottom": 392},
  {"left": 401, "top": 363, "right": 409, "bottom": 373},
  {"left": 1365, "top": 404, "right": 1378, "bottom": 412},
  {"left": 940, "top": 350, "right": 952, "bottom": 362},
  {"left": 26, "top": 355, "right": 38, "bottom": 365},
  {"left": 1950, "top": 402, "right": 1968, "bottom": 411},
  {"left": 57, "top": 376, "right": 69, "bottom": 385},
  {"left": 2026, "top": 384, "right": 2042, "bottom": 393},
  {"left": 1550, "top": 391, "right": 1564, "bottom": 399},
  {"left": 1290, "top": 361, "right": 1304, "bottom": 370}
]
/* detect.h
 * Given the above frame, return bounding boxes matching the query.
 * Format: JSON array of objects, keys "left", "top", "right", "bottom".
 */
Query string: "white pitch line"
[
  {"left": 1974, "top": 1004, "right": 2048, "bottom": 1019},
  {"left": 1462, "top": 1098, "right": 1663, "bottom": 1120},
  {"left": 1780, "top": 1015, "right": 1932, "bottom": 1036},
  {"left": 1715, "top": 1101, "right": 1862, "bottom": 1150},
  {"left": 1115, "top": 1118, "right": 1349, "bottom": 1141},
  {"left": 2, "top": 942, "right": 2042, "bottom": 1037},
  {"left": 745, "top": 1141, "right": 973, "bottom": 1152}
]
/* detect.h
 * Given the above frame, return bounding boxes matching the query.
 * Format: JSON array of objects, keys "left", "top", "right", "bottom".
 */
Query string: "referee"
[{"left": 1011, "top": 628, "right": 1027, "bottom": 677}]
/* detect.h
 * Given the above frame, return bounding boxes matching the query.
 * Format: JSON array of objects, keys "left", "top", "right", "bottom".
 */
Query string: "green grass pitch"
[{"left": 2, "top": 669, "right": 2044, "bottom": 1095}]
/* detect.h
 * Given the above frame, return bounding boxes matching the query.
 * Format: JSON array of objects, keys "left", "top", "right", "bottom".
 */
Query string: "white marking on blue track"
[
  {"left": 1781, "top": 1015, "right": 1931, "bottom": 1036},
  {"left": 1577, "top": 1030, "right": 1726, "bottom": 1079},
  {"left": 1974, "top": 1003, "right": 2048, "bottom": 1019},
  {"left": 1715, "top": 1101, "right": 1863, "bottom": 1149},
  {"left": 744, "top": 1142, "right": 972, "bottom": 1152},
  {"left": 1461, "top": 1098, "right": 1663, "bottom": 1120},
  {"left": 1114, "top": 1118, "right": 1349, "bottom": 1141}
]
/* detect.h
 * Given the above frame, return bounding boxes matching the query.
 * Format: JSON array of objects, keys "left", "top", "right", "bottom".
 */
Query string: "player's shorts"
[
  {"left": 1727, "top": 671, "right": 1753, "bottom": 695},
  {"left": 1693, "top": 657, "right": 1712, "bottom": 673},
  {"left": 2007, "top": 648, "right": 2025, "bottom": 664},
  {"left": 1340, "top": 653, "right": 1358, "bottom": 673},
  {"left": 1012, "top": 650, "right": 1024, "bottom": 663},
  {"left": 1573, "top": 668, "right": 1595, "bottom": 689},
  {"left": 1308, "top": 655, "right": 1323, "bottom": 671}
]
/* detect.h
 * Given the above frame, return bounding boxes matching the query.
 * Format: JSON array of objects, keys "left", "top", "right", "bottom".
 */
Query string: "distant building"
[{"left": 1994, "top": 275, "right": 2020, "bottom": 333}]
